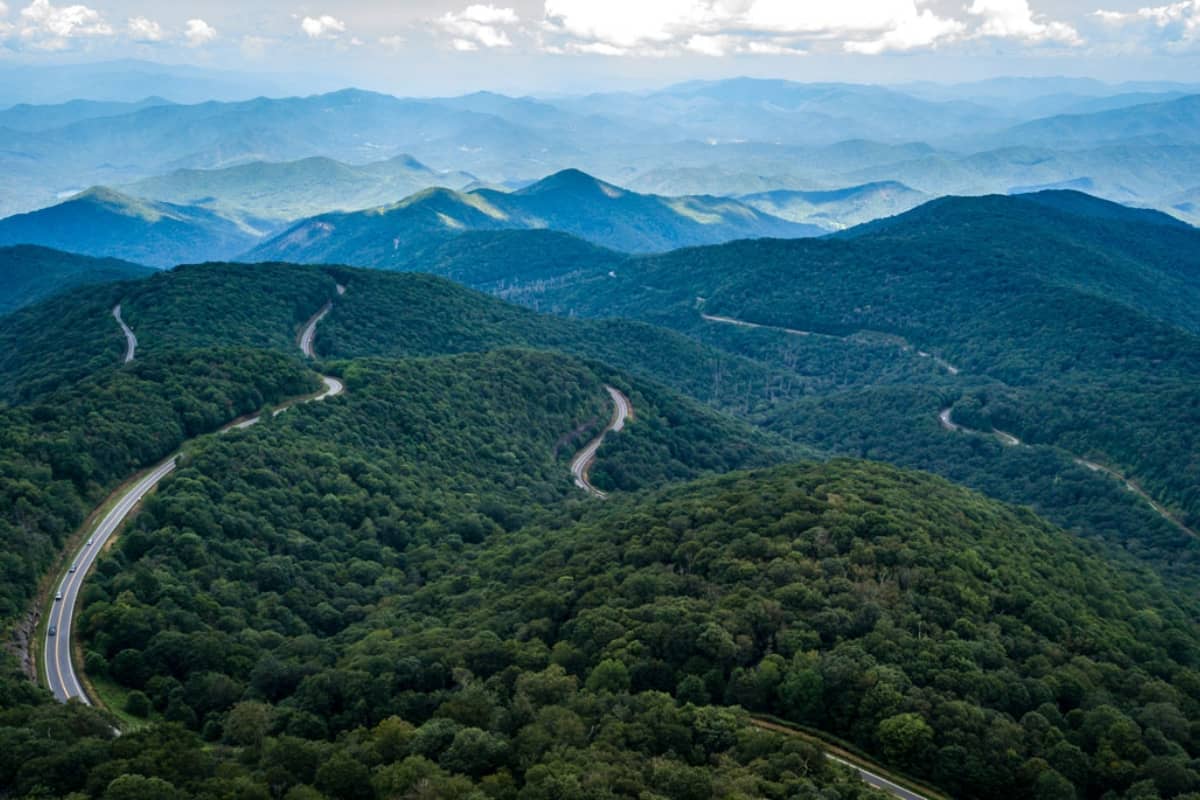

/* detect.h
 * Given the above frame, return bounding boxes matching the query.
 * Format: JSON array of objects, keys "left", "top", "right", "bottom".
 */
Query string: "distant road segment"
[
  {"left": 112, "top": 304, "right": 137, "bottom": 363},
  {"left": 571, "top": 386, "right": 631, "bottom": 498}
]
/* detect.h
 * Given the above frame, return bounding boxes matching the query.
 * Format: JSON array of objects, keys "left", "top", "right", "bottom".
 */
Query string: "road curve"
[
  {"left": 45, "top": 456, "right": 176, "bottom": 703},
  {"left": 299, "top": 286, "right": 343, "bottom": 359},
  {"left": 45, "top": 298, "right": 347, "bottom": 705},
  {"left": 112, "top": 304, "right": 137, "bottom": 364},
  {"left": 299, "top": 302, "right": 332, "bottom": 359},
  {"left": 571, "top": 386, "right": 632, "bottom": 498},
  {"left": 751, "top": 719, "right": 936, "bottom": 800}
]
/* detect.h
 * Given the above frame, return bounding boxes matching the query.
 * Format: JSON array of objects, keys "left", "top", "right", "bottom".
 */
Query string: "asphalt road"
[
  {"left": 702, "top": 312, "right": 959, "bottom": 374},
  {"left": 750, "top": 719, "right": 934, "bottom": 800},
  {"left": 571, "top": 386, "right": 631, "bottom": 498},
  {"left": 45, "top": 455, "right": 177, "bottom": 703},
  {"left": 46, "top": 298, "right": 346, "bottom": 704},
  {"left": 940, "top": 407, "right": 1194, "bottom": 537},
  {"left": 112, "top": 304, "right": 137, "bottom": 364},
  {"left": 299, "top": 286, "right": 343, "bottom": 359},
  {"left": 299, "top": 302, "right": 331, "bottom": 359}
]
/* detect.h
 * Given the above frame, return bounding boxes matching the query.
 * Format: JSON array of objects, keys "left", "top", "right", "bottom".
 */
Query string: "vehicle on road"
[
  {"left": 68, "top": 564, "right": 77, "bottom": 573},
  {"left": 87, "top": 538, "right": 93, "bottom": 545},
  {"left": 48, "top": 625, "right": 56, "bottom": 636},
  {"left": 55, "top": 591, "right": 62, "bottom": 600}
]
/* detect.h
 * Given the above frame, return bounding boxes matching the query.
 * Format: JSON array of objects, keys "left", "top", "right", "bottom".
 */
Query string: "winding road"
[
  {"left": 938, "top": 407, "right": 1195, "bottom": 538},
  {"left": 701, "top": 312, "right": 960, "bottom": 375},
  {"left": 571, "top": 386, "right": 632, "bottom": 499},
  {"left": 112, "top": 304, "right": 137, "bottom": 364},
  {"left": 299, "top": 285, "right": 344, "bottom": 359},
  {"left": 44, "top": 294, "right": 346, "bottom": 704}
]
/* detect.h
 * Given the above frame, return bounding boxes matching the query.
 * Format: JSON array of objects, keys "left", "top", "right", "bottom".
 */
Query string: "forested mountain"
[
  {"left": 4, "top": 77, "right": 1200, "bottom": 228},
  {"left": 244, "top": 169, "right": 820, "bottom": 262},
  {"left": 0, "top": 234, "right": 1197, "bottom": 799},
  {"left": 123, "top": 155, "right": 477, "bottom": 227},
  {"left": 0, "top": 188, "right": 265, "bottom": 268},
  {"left": 396, "top": 191, "right": 1200, "bottom": 590},
  {"left": 0, "top": 245, "right": 153, "bottom": 314}
]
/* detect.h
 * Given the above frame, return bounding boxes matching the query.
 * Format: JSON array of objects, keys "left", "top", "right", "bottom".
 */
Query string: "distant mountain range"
[
  {"left": 0, "top": 187, "right": 263, "bottom": 268},
  {"left": 245, "top": 169, "right": 823, "bottom": 263},
  {"left": 3, "top": 77, "right": 1200, "bottom": 226},
  {"left": 123, "top": 155, "right": 477, "bottom": 227}
]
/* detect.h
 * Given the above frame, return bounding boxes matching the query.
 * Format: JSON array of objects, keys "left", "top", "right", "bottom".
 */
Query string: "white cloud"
[
  {"left": 17, "top": 0, "right": 112, "bottom": 49},
  {"left": 845, "top": 8, "right": 966, "bottom": 53},
  {"left": 1094, "top": 0, "right": 1199, "bottom": 48},
  {"left": 184, "top": 17, "right": 216, "bottom": 46},
  {"left": 301, "top": 14, "right": 345, "bottom": 39},
  {"left": 127, "top": 15, "right": 162, "bottom": 42},
  {"left": 0, "top": 2, "right": 8, "bottom": 15},
  {"left": 436, "top": 4, "right": 519, "bottom": 49},
  {"left": 967, "top": 0, "right": 1082, "bottom": 44},
  {"left": 541, "top": 0, "right": 966, "bottom": 56}
]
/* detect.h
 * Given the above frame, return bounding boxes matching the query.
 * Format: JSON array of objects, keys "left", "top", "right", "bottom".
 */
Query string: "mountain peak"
[
  {"left": 516, "top": 169, "right": 622, "bottom": 198},
  {"left": 71, "top": 185, "right": 139, "bottom": 207}
]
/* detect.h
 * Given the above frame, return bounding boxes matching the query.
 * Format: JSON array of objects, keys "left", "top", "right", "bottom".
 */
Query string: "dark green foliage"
[
  {"left": 0, "top": 348, "right": 315, "bottom": 623},
  {"left": 493, "top": 193, "right": 1200, "bottom": 581},
  {"left": 0, "top": 245, "right": 154, "bottom": 315},
  {"left": 0, "top": 262, "right": 335, "bottom": 401},
  {"left": 316, "top": 267, "right": 800, "bottom": 418},
  {"left": 64, "top": 444, "right": 1200, "bottom": 799}
]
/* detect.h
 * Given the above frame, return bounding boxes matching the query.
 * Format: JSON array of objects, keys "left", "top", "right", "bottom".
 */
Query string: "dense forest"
[
  {"left": 1, "top": 206, "right": 1198, "bottom": 800},
  {"left": 442, "top": 195, "right": 1200, "bottom": 588},
  {"left": 0, "top": 348, "right": 316, "bottom": 623},
  {"left": 46, "top": 445, "right": 1200, "bottom": 799}
]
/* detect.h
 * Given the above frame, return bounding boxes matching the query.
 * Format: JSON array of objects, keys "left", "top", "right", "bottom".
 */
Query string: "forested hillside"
[
  {"left": 1, "top": 234, "right": 1197, "bottom": 800},
  {"left": 0, "top": 246, "right": 154, "bottom": 314},
  {"left": 0, "top": 349, "right": 316, "bottom": 623},
  {"left": 477, "top": 192, "right": 1200, "bottom": 587},
  {"left": 0, "top": 188, "right": 266, "bottom": 268},
  {"left": 49, "top": 450, "right": 1200, "bottom": 800}
]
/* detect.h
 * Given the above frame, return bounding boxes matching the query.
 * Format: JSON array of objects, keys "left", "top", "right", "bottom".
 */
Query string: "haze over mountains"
[
  {"left": 3, "top": 72, "right": 1200, "bottom": 229},
  {"left": 0, "top": 187, "right": 265, "bottom": 268},
  {"left": 3, "top": 54, "right": 1200, "bottom": 800}
]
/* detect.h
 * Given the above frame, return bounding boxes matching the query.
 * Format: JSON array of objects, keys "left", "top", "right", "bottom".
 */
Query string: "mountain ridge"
[{"left": 244, "top": 168, "right": 823, "bottom": 263}]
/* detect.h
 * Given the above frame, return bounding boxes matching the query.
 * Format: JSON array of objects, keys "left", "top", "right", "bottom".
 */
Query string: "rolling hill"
[
  {"left": 424, "top": 191, "right": 1200, "bottom": 587},
  {"left": 0, "top": 188, "right": 265, "bottom": 268},
  {"left": 244, "top": 168, "right": 821, "bottom": 263},
  {"left": 0, "top": 245, "right": 153, "bottom": 315},
  {"left": 0, "top": 241, "right": 1197, "bottom": 799}
]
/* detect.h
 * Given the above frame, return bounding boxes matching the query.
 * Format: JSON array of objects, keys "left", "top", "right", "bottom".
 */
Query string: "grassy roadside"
[
  {"left": 87, "top": 674, "right": 154, "bottom": 730},
  {"left": 751, "top": 715, "right": 951, "bottom": 800}
]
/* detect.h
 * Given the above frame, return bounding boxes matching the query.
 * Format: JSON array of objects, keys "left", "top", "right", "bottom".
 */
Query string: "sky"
[{"left": 0, "top": 0, "right": 1197, "bottom": 94}]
